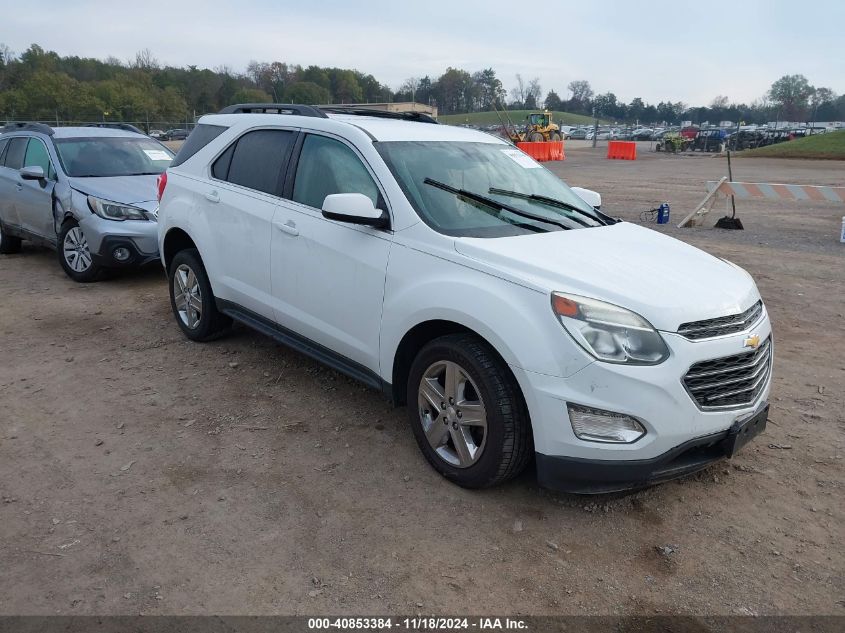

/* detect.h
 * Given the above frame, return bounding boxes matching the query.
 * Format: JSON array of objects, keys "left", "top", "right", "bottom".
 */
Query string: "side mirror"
[
  {"left": 20, "top": 165, "right": 45, "bottom": 181},
  {"left": 321, "top": 193, "right": 388, "bottom": 229}
]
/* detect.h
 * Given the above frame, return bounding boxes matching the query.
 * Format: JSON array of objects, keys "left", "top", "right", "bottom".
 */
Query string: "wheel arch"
[
  {"left": 390, "top": 319, "right": 524, "bottom": 409},
  {"left": 162, "top": 227, "right": 197, "bottom": 272}
]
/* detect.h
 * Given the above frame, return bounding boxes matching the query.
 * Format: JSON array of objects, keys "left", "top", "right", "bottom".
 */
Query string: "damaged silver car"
[{"left": 0, "top": 123, "right": 172, "bottom": 281}]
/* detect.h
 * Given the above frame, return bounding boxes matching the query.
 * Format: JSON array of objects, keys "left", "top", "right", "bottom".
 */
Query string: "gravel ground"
[{"left": 0, "top": 146, "right": 842, "bottom": 616}]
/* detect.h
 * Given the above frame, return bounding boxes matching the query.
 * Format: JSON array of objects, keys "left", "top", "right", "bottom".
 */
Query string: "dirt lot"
[{"left": 1, "top": 147, "right": 842, "bottom": 616}]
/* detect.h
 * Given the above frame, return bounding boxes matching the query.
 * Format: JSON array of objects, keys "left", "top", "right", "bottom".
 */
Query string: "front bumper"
[
  {"left": 536, "top": 404, "right": 768, "bottom": 494},
  {"left": 78, "top": 215, "right": 160, "bottom": 268},
  {"left": 511, "top": 310, "right": 773, "bottom": 491}
]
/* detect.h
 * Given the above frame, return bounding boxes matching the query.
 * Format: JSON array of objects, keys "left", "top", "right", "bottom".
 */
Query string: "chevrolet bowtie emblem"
[{"left": 744, "top": 334, "right": 761, "bottom": 349}]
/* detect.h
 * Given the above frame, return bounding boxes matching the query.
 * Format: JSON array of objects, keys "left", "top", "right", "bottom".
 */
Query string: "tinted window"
[
  {"left": 0, "top": 139, "right": 8, "bottom": 164},
  {"left": 171, "top": 124, "right": 227, "bottom": 167},
  {"left": 292, "top": 135, "right": 379, "bottom": 209},
  {"left": 224, "top": 129, "right": 293, "bottom": 195},
  {"left": 24, "top": 138, "right": 56, "bottom": 179},
  {"left": 211, "top": 143, "right": 235, "bottom": 180},
  {"left": 4, "top": 137, "right": 28, "bottom": 169}
]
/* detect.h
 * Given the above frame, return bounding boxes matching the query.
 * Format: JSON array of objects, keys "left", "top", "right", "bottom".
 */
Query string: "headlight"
[
  {"left": 87, "top": 196, "right": 148, "bottom": 221},
  {"left": 551, "top": 292, "right": 669, "bottom": 365}
]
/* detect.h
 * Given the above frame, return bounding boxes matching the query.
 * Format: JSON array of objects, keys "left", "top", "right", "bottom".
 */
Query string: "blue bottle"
[{"left": 657, "top": 203, "right": 671, "bottom": 224}]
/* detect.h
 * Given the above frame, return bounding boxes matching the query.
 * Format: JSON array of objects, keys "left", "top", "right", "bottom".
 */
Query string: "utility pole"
[{"left": 592, "top": 106, "right": 598, "bottom": 149}]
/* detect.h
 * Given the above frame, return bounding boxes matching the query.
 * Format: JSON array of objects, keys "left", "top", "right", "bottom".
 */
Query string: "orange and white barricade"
[{"left": 678, "top": 178, "right": 845, "bottom": 228}]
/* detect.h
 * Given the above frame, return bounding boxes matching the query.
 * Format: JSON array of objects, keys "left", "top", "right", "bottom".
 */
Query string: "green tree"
[
  {"left": 283, "top": 81, "right": 330, "bottom": 105},
  {"left": 593, "top": 92, "right": 617, "bottom": 117},
  {"left": 628, "top": 97, "right": 645, "bottom": 122},
  {"left": 301, "top": 65, "right": 330, "bottom": 91},
  {"left": 231, "top": 88, "right": 272, "bottom": 104},
  {"left": 768, "top": 74, "right": 814, "bottom": 120},
  {"left": 544, "top": 90, "right": 563, "bottom": 111},
  {"left": 354, "top": 72, "right": 384, "bottom": 102},
  {"left": 434, "top": 67, "right": 475, "bottom": 115},
  {"left": 472, "top": 68, "right": 506, "bottom": 111},
  {"left": 566, "top": 80, "right": 593, "bottom": 113},
  {"left": 328, "top": 69, "right": 362, "bottom": 103}
]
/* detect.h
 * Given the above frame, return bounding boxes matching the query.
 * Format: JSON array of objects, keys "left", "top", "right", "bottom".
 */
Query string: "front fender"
[
  {"left": 53, "top": 181, "right": 76, "bottom": 234},
  {"left": 379, "top": 240, "right": 592, "bottom": 383}
]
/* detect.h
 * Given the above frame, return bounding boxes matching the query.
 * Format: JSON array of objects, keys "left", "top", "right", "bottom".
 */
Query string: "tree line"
[{"left": 1, "top": 43, "right": 842, "bottom": 127}]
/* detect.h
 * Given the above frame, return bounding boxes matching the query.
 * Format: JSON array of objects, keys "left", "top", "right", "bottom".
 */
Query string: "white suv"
[{"left": 157, "top": 104, "right": 772, "bottom": 493}]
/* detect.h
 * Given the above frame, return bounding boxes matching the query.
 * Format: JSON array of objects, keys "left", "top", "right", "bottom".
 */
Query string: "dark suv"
[{"left": 163, "top": 129, "right": 189, "bottom": 141}]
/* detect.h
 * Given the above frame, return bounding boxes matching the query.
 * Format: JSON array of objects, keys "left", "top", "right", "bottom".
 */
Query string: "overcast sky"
[{"left": 3, "top": 0, "right": 843, "bottom": 106}]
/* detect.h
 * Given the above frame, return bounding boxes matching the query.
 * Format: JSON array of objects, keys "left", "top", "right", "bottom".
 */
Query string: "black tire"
[
  {"left": 57, "top": 219, "right": 103, "bottom": 282},
  {"left": 550, "top": 132, "right": 562, "bottom": 142},
  {"left": 0, "top": 221, "right": 22, "bottom": 254},
  {"left": 406, "top": 333, "right": 533, "bottom": 489},
  {"left": 527, "top": 132, "right": 544, "bottom": 142},
  {"left": 168, "top": 248, "right": 231, "bottom": 342}
]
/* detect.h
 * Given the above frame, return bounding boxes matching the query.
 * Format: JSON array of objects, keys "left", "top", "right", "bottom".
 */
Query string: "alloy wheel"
[
  {"left": 418, "top": 360, "right": 488, "bottom": 468},
  {"left": 63, "top": 227, "right": 92, "bottom": 272},
  {"left": 173, "top": 263, "right": 203, "bottom": 329}
]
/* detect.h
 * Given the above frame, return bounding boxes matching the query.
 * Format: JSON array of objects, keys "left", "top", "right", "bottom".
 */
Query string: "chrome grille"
[
  {"left": 677, "top": 300, "right": 763, "bottom": 340},
  {"left": 683, "top": 338, "right": 772, "bottom": 410}
]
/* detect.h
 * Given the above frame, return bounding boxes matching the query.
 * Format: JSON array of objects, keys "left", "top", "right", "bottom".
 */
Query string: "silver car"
[{"left": 0, "top": 123, "right": 173, "bottom": 282}]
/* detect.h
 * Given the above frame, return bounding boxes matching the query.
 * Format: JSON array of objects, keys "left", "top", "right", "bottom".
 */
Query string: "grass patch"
[
  {"left": 439, "top": 109, "right": 601, "bottom": 127},
  {"left": 740, "top": 130, "right": 845, "bottom": 160}
]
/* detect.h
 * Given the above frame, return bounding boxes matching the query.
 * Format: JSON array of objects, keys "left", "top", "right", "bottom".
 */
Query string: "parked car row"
[
  {"left": 1, "top": 107, "right": 773, "bottom": 495},
  {"left": 726, "top": 127, "right": 816, "bottom": 151}
]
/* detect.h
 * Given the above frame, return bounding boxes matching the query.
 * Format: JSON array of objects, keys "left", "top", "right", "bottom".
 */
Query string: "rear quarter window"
[
  {"left": 171, "top": 124, "right": 228, "bottom": 167},
  {"left": 0, "top": 138, "right": 8, "bottom": 163}
]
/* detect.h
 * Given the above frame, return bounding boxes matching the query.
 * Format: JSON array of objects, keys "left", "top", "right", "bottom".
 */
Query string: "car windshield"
[
  {"left": 376, "top": 141, "right": 605, "bottom": 237},
  {"left": 54, "top": 137, "right": 174, "bottom": 177}
]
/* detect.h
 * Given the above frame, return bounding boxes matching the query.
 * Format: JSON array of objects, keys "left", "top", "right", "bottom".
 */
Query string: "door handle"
[
  {"left": 276, "top": 220, "right": 299, "bottom": 237},
  {"left": 15, "top": 183, "right": 23, "bottom": 192},
  {"left": 204, "top": 190, "right": 220, "bottom": 203}
]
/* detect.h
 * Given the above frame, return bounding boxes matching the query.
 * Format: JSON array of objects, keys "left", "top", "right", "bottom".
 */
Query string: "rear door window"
[
  {"left": 3, "top": 137, "right": 28, "bottom": 169},
  {"left": 217, "top": 129, "right": 294, "bottom": 196}
]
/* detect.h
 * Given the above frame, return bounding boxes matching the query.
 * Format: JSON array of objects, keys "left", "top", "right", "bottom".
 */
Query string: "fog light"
[
  {"left": 567, "top": 403, "right": 646, "bottom": 444},
  {"left": 113, "top": 247, "right": 130, "bottom": 262}
]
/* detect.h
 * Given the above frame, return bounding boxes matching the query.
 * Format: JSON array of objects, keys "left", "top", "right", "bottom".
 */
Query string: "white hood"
[{"left": 454, "top": 222, "right": 759, "bottom": 332}]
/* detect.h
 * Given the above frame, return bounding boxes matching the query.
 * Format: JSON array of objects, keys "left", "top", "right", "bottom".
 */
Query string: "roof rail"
[
  {"left": 320, "top": 107, "right": 439, "bottom": 125},
  {"left": 218, "top": 103, "right": 328, "bottom": 118},
  {"left": 1, "top": 122, "right": 55, "bottom": 136}
]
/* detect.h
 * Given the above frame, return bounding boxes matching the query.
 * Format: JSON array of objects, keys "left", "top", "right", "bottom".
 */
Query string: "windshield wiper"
[
  {"left": 423, "top": 178, "right": 572, "bottom": 231},
  {"left": 488, "top": 188, "right": 605, "bottom": 227}
]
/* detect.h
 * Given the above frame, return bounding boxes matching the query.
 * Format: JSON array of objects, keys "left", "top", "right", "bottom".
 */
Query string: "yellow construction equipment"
[{"left": 494, "top": 104, "right": 562, "bottom": 143}]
